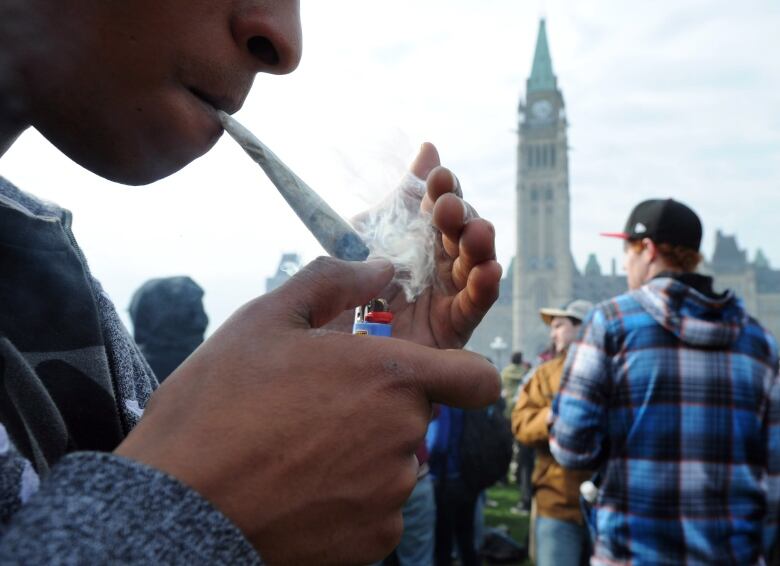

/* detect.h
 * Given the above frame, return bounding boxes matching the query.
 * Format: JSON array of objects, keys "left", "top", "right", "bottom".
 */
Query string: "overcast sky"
[{"left": 2, "top": 0, "right": 779, "bottom": 332}]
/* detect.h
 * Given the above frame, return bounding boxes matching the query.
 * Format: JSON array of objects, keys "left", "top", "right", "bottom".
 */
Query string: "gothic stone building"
[
  {"left": 265, "top": 253, "right": 303, "bottom": 293},
  {"left": 466, "top": 20, "right": 780, "bottom": 362},
  {"left": 704, "top": 232, "right": 780, "bottom": 339}
]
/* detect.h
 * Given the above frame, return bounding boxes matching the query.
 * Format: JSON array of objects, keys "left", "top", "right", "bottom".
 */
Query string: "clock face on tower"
[{"left": 531, "top": 99, "right": 553, "bottom": 121}]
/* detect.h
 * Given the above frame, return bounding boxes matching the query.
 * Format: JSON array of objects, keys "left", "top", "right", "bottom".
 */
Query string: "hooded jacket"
[
  {"left": 0, "top": 178, "right": 257, "bottom": 563},
  {"left": 129, "top": 276, "right": 208, "bottom": 382},
  {"left": 550, "top": 274, "right": 780, "bottom": 566}
]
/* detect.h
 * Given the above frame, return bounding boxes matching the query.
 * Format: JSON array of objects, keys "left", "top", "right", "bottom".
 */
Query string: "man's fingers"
[
  {"left": 409, "top": 142, "right": 441, "bottom": 180},
  {"left": 451, "top": 219, "right": 497, "bottom": 289},
  {"left": 277, "top": 257, "right": 395, "bottom": 328},
  {"left": 340, "top": 335, "right": 500, "bottom": 409},
  {"left": 405, "top": 344, "right": 500, "bottom": 408},
  {"left": 431, "top": 193, "right": 464, "bottom": 258},
  {"left": 432, "top": 194, "right": 497, "bottom": 287},
  {"left": 421, "top": 166, "right": 464, "bottom": 214},
  {"left": 450, "top": 260, "right": 503, "bottom": 334}
]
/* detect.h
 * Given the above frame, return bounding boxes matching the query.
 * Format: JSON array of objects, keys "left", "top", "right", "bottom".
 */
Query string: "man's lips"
[{"left": 188, "top": 87, "right": 242, "bottom": 116}]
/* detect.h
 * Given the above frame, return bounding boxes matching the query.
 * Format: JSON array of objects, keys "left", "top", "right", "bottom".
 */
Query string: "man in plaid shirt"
[{"left": 550, "top": 199, "right": 780, "bottom": 565}]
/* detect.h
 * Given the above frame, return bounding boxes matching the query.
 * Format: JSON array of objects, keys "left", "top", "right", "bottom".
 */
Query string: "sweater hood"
[
  {"left": 128, "top": 276, "right": 208, "bottom": 349},
  {"left": 633, "top": 276, "right": 747, "bottom": 347}
]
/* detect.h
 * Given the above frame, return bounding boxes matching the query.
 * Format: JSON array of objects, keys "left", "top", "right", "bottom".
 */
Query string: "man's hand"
[
  {"left": 354, "top": 142, "right": 502, "bottom": 348},
  {"left": 115, "top": 257, "right": 500, "bottom": 565}
]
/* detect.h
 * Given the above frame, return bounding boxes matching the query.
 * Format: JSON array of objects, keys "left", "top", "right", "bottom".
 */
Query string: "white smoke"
[{"left": 355, "top": 173, "right": 436, "bottom": 302}]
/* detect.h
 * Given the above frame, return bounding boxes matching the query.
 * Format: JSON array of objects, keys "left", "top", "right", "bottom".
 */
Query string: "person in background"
[
  {"left": 551, "top": 199, "right": 780, "bottom": 565},
  {"left": 513, "top": 300, "right": 594, "bottom": 566},
  {"left": 501, "top": 351, "right": 533, "bottom": 513},
  {"left": 129, "top": 276, "right": 209, "bottom": 382},
  {"left": 501, "top": 351, "right": 530, "bottom": 415},
  {"left": 429, "top": 406, "right": 481, "bottom": 566}
]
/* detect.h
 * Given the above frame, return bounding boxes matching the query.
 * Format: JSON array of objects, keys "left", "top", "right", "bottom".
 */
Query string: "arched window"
[{"left": 551, "top": 145, "right": 557, "bottom": 167}]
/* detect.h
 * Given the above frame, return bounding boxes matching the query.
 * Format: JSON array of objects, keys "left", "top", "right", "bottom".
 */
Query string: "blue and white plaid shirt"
[{"left": 550, "top": 275, "right": 780, "bottom": 565}]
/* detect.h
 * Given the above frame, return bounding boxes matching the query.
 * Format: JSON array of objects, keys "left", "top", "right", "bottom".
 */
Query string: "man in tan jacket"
[{"left": 512, "top": 300, "right": 594, "bottom": 566}]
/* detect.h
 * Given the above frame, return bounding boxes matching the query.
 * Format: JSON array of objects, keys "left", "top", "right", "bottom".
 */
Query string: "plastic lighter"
[{"left": 353, "top": 298, "right": 393, "bottom": 337}]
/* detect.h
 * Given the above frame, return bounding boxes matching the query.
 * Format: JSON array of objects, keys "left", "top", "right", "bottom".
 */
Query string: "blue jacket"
[
  {"left": 550, "top": 274, "right": 780, "bottom": 565},
  {"left": 428, "top": 405, "right": 464, "bottom": 480}
]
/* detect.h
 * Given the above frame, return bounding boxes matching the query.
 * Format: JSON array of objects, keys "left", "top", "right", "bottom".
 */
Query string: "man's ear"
[{"left": 643, "top": 238, "right": 658, "bottom": 262}]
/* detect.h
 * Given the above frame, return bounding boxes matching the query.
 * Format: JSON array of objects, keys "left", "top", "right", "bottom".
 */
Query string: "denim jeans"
[
  {"left": 473, "top": 490, "right": 485, "bottom": 552},
  {"left": 395, "top": 474, "right": 436, "bottom": 565},
  {"left": 434, "top": 477, "right": 480, "bottom": 566},
  {"left": 516, "top": 443, "right": 534, "bottom": 510},
  {"left": 535, "top": 516, "right": 589, "bottom": 566}
]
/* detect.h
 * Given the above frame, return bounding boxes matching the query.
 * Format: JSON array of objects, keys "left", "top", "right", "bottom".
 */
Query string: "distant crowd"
[{"left": 133, "top": 199, "right": 779, "bottom": 566}]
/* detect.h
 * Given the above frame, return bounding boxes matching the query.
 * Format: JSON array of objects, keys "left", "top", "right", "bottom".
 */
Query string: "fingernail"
[{"left": 451, "top": 171, "right": 463, "bottom": 197}]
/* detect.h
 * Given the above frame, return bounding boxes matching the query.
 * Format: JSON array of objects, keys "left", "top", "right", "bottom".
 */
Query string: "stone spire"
[
  {"left": 755, "top": 248, "right": 771, "bottom": 269},
  {"left": 712, "top": 230, "right": 747, "bottom": 273},
  {"left": 527, "top": 19, "right": 557, "bottom": 93},
  {"left": 584, "top": 254, "right": 602, "bottom": 277}
]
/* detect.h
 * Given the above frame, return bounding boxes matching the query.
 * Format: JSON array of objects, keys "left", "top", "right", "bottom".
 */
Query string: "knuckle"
[
  {"left": 375, "top": 514, "right": 404, "bottom": 552},
  {"left": 292, "top": 256, "right": 348, "bottom": 295},
  {"left": 427, "top": 164, "right": 445, "bottom": 180},
  {"left": 398, "top": 403, "right": 430, "bottom": 444},
  {"left": 469, "top": 217, "right": 493, "bottom": 235},
  {"left": 306, "top": 256, "right": 341, "bottom": 279},
  {"left": 310, "top": 254, "right": 337, "bottom": 269},
  {"left": 380, "top": 357, "right": 416, "bottom": 383},
  {"left": 397, "top": 463, "right": 419, "bottom": 497}
]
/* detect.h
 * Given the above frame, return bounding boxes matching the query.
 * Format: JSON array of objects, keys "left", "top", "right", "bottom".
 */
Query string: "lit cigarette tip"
[{"left": 218, "top": 111, "right": 370, "bottom": 262}]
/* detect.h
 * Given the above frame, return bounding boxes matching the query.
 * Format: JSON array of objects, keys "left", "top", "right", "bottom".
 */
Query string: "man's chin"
[
  {"left": 97, "top": 155, "right": 192, "bottom": 186},
  {"left": 37, "top": 100, "right": 225, "bottom": 186},
  {"left": 70, "top": 132, "right": 219, "bottom": 187}
]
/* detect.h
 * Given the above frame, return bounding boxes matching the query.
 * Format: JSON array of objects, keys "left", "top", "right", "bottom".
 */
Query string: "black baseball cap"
[{"left": 601, "top": 198, "right": 702, "bottom": 251}]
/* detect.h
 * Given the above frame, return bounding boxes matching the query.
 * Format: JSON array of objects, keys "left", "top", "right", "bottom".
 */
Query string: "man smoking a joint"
[{"left": 0, "top": 1, "right": 502, "bottom": 564}]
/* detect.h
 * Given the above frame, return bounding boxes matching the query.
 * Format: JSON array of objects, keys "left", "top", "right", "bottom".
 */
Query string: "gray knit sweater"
[{"left": 0, "top": 177, "right": 259, "bottom": 564}]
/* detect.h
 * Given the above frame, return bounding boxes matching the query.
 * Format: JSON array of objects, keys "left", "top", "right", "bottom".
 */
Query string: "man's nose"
[{"left": 231, "top": 1, "right": 303, "bottom": 75}]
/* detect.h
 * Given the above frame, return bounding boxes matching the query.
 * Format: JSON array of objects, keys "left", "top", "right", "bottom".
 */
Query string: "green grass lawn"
[{"left": 484, "top": 483, "right": 532, "bottom": 565}]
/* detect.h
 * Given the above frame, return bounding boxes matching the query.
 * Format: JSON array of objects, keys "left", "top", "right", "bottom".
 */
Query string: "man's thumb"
[{"left": 277, "top": 257, "right": 395, "bottom": 328}]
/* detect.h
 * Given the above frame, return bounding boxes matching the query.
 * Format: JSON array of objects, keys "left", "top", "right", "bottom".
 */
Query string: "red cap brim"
[{"left": 600, "top": 232, "right": 629, "bottom": 239}]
